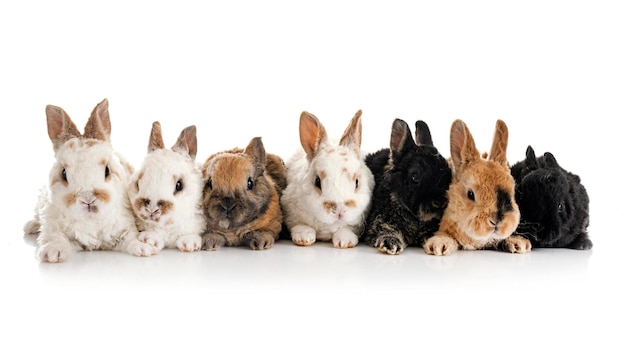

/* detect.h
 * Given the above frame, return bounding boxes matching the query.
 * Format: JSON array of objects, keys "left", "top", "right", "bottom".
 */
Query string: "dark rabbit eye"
[
  {"left": 467, "top": 190, "right": 475, "bottom": 201},
  {"left": 61, "top": 168, "right": 67, "bottom": 182},
  {"left": 175, "top": 179, "right": 184, "bottom": 193},
  {"left": 247, "top": 177, "right": 254, "bottom": 190},
  {"left": 206, "top": 177, "right": 213, "bottom": 190},
  {"left": 557, "top": 202, "right": 565, "bottom": 213},
  {"left": 411, "top": 173, "right": 420, "bottom": 184},
  {"left": 105, "top": 165, "right": 110, "bottom": 178},
  {"left": 355, "top": 178, "right": 359, "bottom": 190},
  {"left": 315, "top": 175, "right": 321, "bottom": 190}
]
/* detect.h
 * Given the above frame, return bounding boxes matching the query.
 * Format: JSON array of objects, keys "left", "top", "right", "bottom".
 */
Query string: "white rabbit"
[
  {"left": 128, "top": 121, "right": 205, "bottom": 252},
  {"left": 23, "top": 99, "right": 157, "bottom": 262},
  {"left": 281, "top": 110, "right": 375, "bottom": 248}
]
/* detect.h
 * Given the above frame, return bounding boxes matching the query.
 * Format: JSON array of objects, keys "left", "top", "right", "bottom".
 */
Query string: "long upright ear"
[
  {"left": 543, "top": 152, "right": 559, "bottom": 169},
  {"left": 339, "top": 109, "right": 363, "bottom": 154},
  {"left": 46, "top": 104, "right": 81, "bottom": 151},
  {"left": 524, "top": 145, "right": 539, "bottom": 170},
  {"left": 390, "top": 119, "right": 416, "bottom": 157},
  {"left": 488, "top": 119, "right": 509, "bottom": 167},
  {"left": 449, "top": 119, "right": 480, "bottom": 172},
  {"left": 299, "top": 111, "right": 327, "bottom": 160},
  {"left": 244, "top": 136, "right": 267, "bottom": 171},
  {"left": 148, "top": 121, "right": 165, "bottom": 153},
  {"left": 414, "top": 120, "right": 434, "bottom": 146},
  {"left": 84, "top": 98, "right": 111, "bottom": 142},
  {"left": 172, "top": 125, "right": 198, "bottom": 160}
]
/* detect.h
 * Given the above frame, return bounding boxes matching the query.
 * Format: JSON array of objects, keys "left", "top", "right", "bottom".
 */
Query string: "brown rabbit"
[
  {"left": 201, "top": 137, "right": 286, "bottom": 250},
  {"left": 424, "top": 119, "right": 531, "bottom": 256}
]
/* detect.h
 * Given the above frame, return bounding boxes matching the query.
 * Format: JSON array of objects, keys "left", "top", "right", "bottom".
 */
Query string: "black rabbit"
[
  {"left": 510, "top": 145, "right": 592, "bottom": 249},
  {"left": 363, "top": 119, "right": 452, "bottom": 255}
]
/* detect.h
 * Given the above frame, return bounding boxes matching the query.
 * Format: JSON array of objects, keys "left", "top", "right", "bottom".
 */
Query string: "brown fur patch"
[
  {"left": 344, "top": 200, "right": 357, "bottom": 208},
  {"left": 134, "top": 198, "right": 148, "bottom": 214},
  {"left": 93, "top": 189, "right": 111, "bottom": 203},
  {"left": 157, "top": 200, "right": 173, "bottom": 215},
  {"left": 67, "top": 141, "right": 76, "bottom": 149},
  {"left": 323, "top": 201, "right": 337, "bottom": 213},
  {"left": 64, "top": 193, "right": 77, "bottom": 207},
  {"left": 85, "top": 140, "right": 100, "bottom": 147}
]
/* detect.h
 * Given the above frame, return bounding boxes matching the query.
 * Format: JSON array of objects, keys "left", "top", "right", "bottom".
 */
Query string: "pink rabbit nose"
[{"left": 79, "top": 193, "right": 96, "bottom": 206}]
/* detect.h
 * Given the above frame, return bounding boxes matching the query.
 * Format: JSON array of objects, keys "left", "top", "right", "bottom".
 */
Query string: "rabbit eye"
[
  {"left": 105, "top": 165, "right": 110, "bottom": 179},
  {"left": 557, "top": 202, "right": 565, "bottom": 213},
  {"left": 355, "top": 178, "right": 359, "bottom": 190},
  {"left": 175, "top": 179, "right": 184, "bottom": 193},
  {"left": 467, "top": 190, "right": 475, "bottom": 201},
  {"left": 61, "top": 168, "right": 67, "bottom": 182},
  {"left": 247, "top": 177, "right": 254, "bottom": 190},
  {"left": 315, "top": 175, "right": 321, "bottom": 190},
  {"left": 206, "top": 177, "right": 213, "bottom": 190},
  {"left": 411, "top": 173, "right": 420, "bottom": 184}
]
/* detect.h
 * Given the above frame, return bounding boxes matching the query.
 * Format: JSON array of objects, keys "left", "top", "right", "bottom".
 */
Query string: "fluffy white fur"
[
  {"left": 281, "top": 110, "right": 374, "bottom": 248},
  {"left": 24, "top": 99, "right": 157, "bottom": 262},
  {"left": 127, "top": 122, "right": 205, "bottom": 252}
]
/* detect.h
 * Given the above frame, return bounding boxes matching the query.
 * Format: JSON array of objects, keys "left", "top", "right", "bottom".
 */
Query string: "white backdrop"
[{"left": 1, "top": 0, "right": 623, "bottom": 341}]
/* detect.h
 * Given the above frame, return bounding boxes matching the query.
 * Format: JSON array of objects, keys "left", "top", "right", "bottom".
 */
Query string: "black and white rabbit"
[
  {"left": 510, "top": 145, "right": 592, "bottom": 249},
  {"left": 363, "top": 119, "right": 452, "bottom": 255}
]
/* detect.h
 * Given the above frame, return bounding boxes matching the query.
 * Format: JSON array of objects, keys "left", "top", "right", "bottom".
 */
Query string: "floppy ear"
[
  {"left": 414, "top": 120, "right": 434, "bottom": 146},
  {"left": 172, "top": 125, "right": 198, "bottom": 160},
  {"left": 524, "top": 145, "right": 539, "bottom": 170},
  {"left": 148, "top": 121, "right": 165, "bottom": 153},
  {"left": 339, "top": 109, "right": 363, "bottom": 154},
  {"left": 46, "top": 104, "right": 81, "bottom": 151},
  {"left": 449, "top": 119, "right": 480, "bottom": 172},
  {"left": 244, "top": 136, "right": 267, "bottom": 170},
  {"left": 488, "top": 119, "right": 509, "bottom": 167},
  {"left": 84, "top": 98, "right": 111, "bottom": 142},
  {"left": 390, "top": 119, "right": 416, "bottom": 157},
  {"left": 299, "top": 111, "right": 327, "bottom": 160}
]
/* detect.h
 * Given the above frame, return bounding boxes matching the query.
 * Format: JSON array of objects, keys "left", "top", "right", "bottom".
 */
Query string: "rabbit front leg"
[
  {"left": 501, "top": 235, "right": 532, "bottom": 253},
  {"left": 138, "top": 231, "right": 165, "bottom": 252},
  {"left": 37, "top": 231, "right": 76, "bottom": 263},
  {"left": 202, "top": 232, "right": 227, "bottom": 250},
  {"left": 242, "top": 229, "right": 276, "bottom": 250},
  {"left": 332, "top": 227, "right": 359, "bottom": 248},
  {"left": 176, "top": 233, "right": 202, "bottom": 252},
  {"left": 424, "top": 232, "right": 459, "bottom": 256},
  {"left": 120, "top": 231, "right": 158, "bottom": 257},
  {"left": 290, "top": 224, "right": 316, "bottom": 246}
]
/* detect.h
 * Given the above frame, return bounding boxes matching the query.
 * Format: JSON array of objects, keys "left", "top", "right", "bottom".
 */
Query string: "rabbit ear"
[
  {"left": 390, "top": 119, "right": 416, "bottom": 156},
  {"left": 544, "top": 152, "right": 559, "bottom": 168},
  {"left": 148, "top": 121, "right": 165, "bottom": 153},
  {"left": 414, "top": 120, "right": 434, "bottom": 146},
  {"left": 172, "top": 125, "right": 198, "bottom": 160},
  {"left": 339, "top": 109, "right": 363, "bottom": 154},
  {"left": 299, "top": 111, "right": 327, "bottom": 160},
  {"left": 524, "top": 145, "right": 538, "bottom": 170},
  {"left": 84, "top": 98, "right": 111, "bottom": 142},
  {"left": 488, "top": 119, "right": 509, "bottom": 167},
  {"left": 244, "top": 136, "right": 267, "bottom": 169},
  {"left": 46, "top": 104, "right": 81, "bottom": 151},
  {"left": 450, "top": 119, "right": 480, "bottom": 172}
]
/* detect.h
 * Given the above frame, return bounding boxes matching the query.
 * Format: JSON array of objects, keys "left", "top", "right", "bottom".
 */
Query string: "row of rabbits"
[{"left": 23, "top": 99, "right": 592, "bottom": 263}]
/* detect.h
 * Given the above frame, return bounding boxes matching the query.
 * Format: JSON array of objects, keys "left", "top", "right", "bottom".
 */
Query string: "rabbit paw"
[
  {"left": 332, "top": 229, "right": 358, "bottom": 249},
  {"left": 202, "top": 232, "right": 226, "bottom": 251},
  {"left": 372, "top": 234, "right": 406, "bottom": 255},
  {"left": 138, "top": 231, "right": 165, "bottom": 251},
  {"left": 424, "top": 235, "right": 458, "bottom": 256},
  {"left": 176, "top": 234, "right": 202, "bottom": 252},
  {"left": 23, "top": 219, "right": 41, "bottom": 235},
  {"left": 243, "top": 230, "right": 275, "bottom": 250},
  {"left": 571, "top": 237, "right": 593, "bottom": 250},
  {"left": 126, "top": 239, "right": 157, "bottom": 257},
  {"left": 503, "top": 235, "right": 531, "bottom": 253},
  {"left": 37, "top": 241, "right": 73, "bottom": 263},
  {"left": 290, "top": 225, "right": 316, "bottom": 246}
]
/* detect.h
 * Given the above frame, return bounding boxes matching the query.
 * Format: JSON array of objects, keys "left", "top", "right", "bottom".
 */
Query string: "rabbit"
[
  {"left": 510, "top": 145, "right": 592, "bottom": 249},
  {"left": 201, "top": 137, "right": 286, "bottom": 250},
  {"left": 280, "top": 110, "right": 375, "bottom": 248},
  {"left": 424, "top": 119, "right": 531, "bottom": 256},
  {"left": 127, "top": 121, "right": 206, "bottom": 253},
  {"left": 363, "top": 119, "right": 452, "bottom": 255},
  {"left": 23, "top": 99, "right": 157, "bottom": 262}
]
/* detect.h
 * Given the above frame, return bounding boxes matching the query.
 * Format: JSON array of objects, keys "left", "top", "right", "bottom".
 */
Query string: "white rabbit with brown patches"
[
  {"left": 281, "top": 110, "right": 374, "bottom": 248},
  {"left": 23, "top": 99, "right": 157, "bottom": 262},
  {"left": 128, "top": 121, "right": 205, "bottom": 253},
  {"left": 424, "top": 119, "right": 531, "bottom": 256}
]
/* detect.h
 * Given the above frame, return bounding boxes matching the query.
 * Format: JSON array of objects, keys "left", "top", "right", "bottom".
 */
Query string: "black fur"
[
  {"left": 362, "top": 119, "right": 452, "bottom": 255},
  {"left": 511, "top": 145, "right": 592, "bottom": 249}
]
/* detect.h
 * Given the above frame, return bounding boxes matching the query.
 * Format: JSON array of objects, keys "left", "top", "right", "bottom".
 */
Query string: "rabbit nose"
[
  {"left": 220, "top": 198, "right": 236, "bottom": 212},
  {"left": 79, "top": 193, "right": 96, "bottom": 205}
]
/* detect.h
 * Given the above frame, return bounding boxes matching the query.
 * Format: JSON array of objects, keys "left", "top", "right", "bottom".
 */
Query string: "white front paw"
[
  {"left": 291, "top": 225, "right": 316, "bottom": 246},
  {"left": 38, "top": 241, "right": 73, "bottom": 263},
  {"left": 138, "top": 231, "right": 165, "bottom": 251},
  {"left": 126, "top": 239, "right": 158, "bottom": 257},
  {"left": 332, "top": 229, "right": 358, "bottom": 249},
  {"left": 176, "top": 235, "right": 202, "bottom": 252}
]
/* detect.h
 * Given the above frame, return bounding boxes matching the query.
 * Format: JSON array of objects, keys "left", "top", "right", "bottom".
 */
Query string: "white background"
[{"left": 1, "top": 1, "right": 623, "bottom": 342}]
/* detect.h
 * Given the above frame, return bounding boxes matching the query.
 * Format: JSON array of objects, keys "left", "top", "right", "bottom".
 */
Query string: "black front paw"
[
  {"left": 373, "top": 235, "right": 406, "bottom": 255},
  {"left": 571, "top": 237, "right": 593, "bottom": 250}
]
